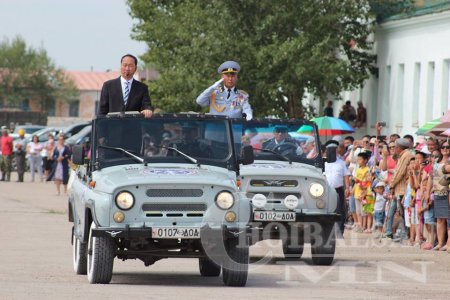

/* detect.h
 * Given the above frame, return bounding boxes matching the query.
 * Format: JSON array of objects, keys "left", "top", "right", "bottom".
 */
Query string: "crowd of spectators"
[
  {"left": 0, "top": 127, "right": 71, "bottom": 195},
  {"left": 326, "top": 125, "right": 450, "bottom": 253}
]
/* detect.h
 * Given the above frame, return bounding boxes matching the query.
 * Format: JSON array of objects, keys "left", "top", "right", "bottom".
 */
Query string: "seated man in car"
[
  {"left": 302, "top": 136, "right": 318, "bottom": 159},
  {"left": 176, "top": 126, "right": 213, "bottom": 159},
  {"left": 142, "top": 134, "right": 159, "bottom": 157},
  {"left": 262, "top": 126, "right": 303, "bottom": 157}
]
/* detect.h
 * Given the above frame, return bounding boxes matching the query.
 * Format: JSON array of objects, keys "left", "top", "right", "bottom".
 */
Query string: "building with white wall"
[{"left": 330, "top": 2, "right": 450, "bottom": 138}]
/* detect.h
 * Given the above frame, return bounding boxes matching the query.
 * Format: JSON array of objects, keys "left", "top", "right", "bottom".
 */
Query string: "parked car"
[
  {"left": 65, "top": 125, "right": 91, "bottom": 148},
  {"left": 25, "top": 127, "right": 63, "bottom": 144},
  {"left": 60, "top": 122, "right": 91, "bottom": 139},
  {"left": 10, "top": 125, "right": 46, "bottom": 140},
  {"left": 69, "top": 113, "right": 254, "bottom": 286}
]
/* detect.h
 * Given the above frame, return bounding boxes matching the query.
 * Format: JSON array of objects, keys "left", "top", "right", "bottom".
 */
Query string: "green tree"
[
  {"left": 127, "top": 0, "right": 401, "bottom": 118},
  {"left": 0, "top": 36, "right": 77, "bottom": 112}
]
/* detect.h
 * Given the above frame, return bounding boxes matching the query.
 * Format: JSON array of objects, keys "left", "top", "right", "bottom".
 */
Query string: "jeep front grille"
[
  {"left": 142, "top": 203, "right": 207, "bottom": 212},
  {"left": 250, "top": 180, "right": 298, "bottom": 187},
  {"left": 146, "top": 189, "right": 204, "bottom": 198}
]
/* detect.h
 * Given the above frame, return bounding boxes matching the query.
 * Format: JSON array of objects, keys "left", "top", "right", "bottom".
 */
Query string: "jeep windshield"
[
  {"left": 232, "top": 119, "right": 322, "bottom": 167},
  {"left": 92, "top": 115, "right": 235, "bottom": 170}
]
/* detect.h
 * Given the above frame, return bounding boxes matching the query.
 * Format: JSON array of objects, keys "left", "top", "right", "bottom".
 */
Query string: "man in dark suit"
[{"left": 99, "top": 54, "right": 153, "bottom": 118}]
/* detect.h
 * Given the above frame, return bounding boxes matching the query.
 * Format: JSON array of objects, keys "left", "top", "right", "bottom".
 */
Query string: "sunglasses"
[
  {"left": 441, "top": 146, "right": 450, "bottom": 149},
  {"left": 275, "top": 129, "right": 287, "bottom": 133},
  {"left": 432, "top": 155, "right": 440, "bottom": 158}
]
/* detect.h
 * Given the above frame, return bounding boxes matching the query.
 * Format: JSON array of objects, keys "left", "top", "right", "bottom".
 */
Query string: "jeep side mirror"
[
  {"left": 72, "top": 145, "right": 85, "bottom": 165},
  {"left": 325, "top": 146, "right": 337, "bottom": 163},
  {"left": 240, "top": 145, "right": 254, "bottom": 165}
]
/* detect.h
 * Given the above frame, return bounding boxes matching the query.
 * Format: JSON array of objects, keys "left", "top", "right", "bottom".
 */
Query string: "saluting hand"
[{"left": 212, "top": 78, "right": 224, "bottom": 88}]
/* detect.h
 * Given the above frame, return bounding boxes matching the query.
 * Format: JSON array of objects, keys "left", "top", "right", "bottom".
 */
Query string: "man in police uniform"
[{"left": 196, "top": 61, "right": 252, "bottom": 120}]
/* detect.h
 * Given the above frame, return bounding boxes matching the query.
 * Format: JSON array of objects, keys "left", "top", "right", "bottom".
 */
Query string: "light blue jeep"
[
  {"left": 69, "top": 113, "right": 254, "bottom": 286},
  {"left": 233, "top": 119, "right": 339, "bottom": 265}
]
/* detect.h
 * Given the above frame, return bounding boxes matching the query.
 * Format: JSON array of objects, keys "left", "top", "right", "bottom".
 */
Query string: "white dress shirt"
[
  {"left": 120, "top": 76, "right": 134, "bottom": 102},
  {"left": 324, "top": 157, "right": 350, "bottom": 188}
]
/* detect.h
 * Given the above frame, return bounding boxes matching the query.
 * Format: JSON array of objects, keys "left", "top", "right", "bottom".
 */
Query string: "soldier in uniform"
[{"left": 196, "top": 60, "right": 253, "bottom": 120}]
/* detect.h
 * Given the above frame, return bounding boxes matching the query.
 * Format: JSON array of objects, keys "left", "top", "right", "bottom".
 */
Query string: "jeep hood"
[
  {"left": 92, "top": 164, "right": 236, "bottom": 193},
  {"left": 240, "top": 161, "right": 324, "bottom": 180}
]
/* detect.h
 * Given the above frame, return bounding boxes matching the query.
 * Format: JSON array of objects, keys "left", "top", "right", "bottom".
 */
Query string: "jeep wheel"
[
  {"left": 199, "top": 257, "right": 221, "bottom": 277},
  {"left": 87, "top": 222, "right": 115, "bottom": 284},
  {"left": 222, "top": 238, "right": 249, "bottom": 287},
  {"left": 282, "top": 238, "right": 304, "bottom": 259},
  {"left": 311, "top": 223, "right": 336, "bottom": 265},
  {"left": 72, "top": 227, "right": 87, "bottom": 274}
]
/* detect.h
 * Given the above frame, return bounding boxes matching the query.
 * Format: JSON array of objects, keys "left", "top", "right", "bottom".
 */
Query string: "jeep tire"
[
  {"left": 222, "top": 238, "right": 249, "bottom": 287},
  {"left": 282, "top": 238, "right": 304, "bottom": 259},
  {"left": 311, "top": 223, "right": 336, "bottom": 265},
  {"left": 87, "top": 222, "right": 115, "bottom": 284},
  {"left": 199, "top": 257, "right": 221, "bottom": 277},
  {"left": 72, "top": 226, "right": 87, "bottom": 274}
]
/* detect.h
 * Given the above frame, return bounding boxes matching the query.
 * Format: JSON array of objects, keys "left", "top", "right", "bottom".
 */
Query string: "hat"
[
  {"left": 415, "top": 143, "right": 431, "bottom": 155},
  {"left": 369, "top": 137, "right": 377, "bottom": 144},
  {"left": 375, "top": 181, "right": 386, "bottom": 188},
  {"left": 218, "top": 61, "right": 240, "bottom": 74},
  {"left": 325, "top": 140, "right": 339, "bottom": 148},
  {"left": 332, "top": 135, "right": 343, "bottom": 143},
  {"left": 1, "top": 125, "right": 7, "bottom": 130},
  {"left": 395, "top": 138, "right": 410, "bottom": 148}
]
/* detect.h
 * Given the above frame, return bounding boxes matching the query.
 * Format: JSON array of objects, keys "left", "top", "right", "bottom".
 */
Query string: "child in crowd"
[
  {"left": 373, "top": 181, "right": 387, "bottom": 236},
  {"left": 352, "top": 151, "right": 372, "bottom": 233}
]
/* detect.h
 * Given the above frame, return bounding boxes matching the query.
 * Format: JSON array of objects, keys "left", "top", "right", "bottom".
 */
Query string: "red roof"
[{"left": 65, "top": 70, "right": 121, "bottom": 91}]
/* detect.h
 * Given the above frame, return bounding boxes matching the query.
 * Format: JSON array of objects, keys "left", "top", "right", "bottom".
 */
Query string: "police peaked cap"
[
  {"left": 218, "top": 61, "right": 240, "bottom": 74},
  {"left": 325, "top": 140, "right": 339, "bottom": 148}
]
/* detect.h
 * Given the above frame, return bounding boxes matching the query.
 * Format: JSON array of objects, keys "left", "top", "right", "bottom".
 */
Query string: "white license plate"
[
  {"left": 152, "top": 227, "right": 200, "bottom": 239},
  {"left": 254, "top": 211, "right": 296, "bottom": 222}
]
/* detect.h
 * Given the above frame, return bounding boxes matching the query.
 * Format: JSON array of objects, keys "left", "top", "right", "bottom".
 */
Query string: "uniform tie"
[
  {"left": 124, "top": 81, "right": 130, "bottom": 105},
  {"left": 227, "top": 88, "right": 231, "bottom": 99}
]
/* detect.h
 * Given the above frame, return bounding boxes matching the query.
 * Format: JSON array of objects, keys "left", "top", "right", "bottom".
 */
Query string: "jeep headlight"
[
  {"left": 309, "top": 183, "right": 324, "bottom": 198},
  {"left": 216, "top": 191, "right": 234, "bottom": 210},
  {"left": 115, "top": 191, "right": 135, "bottom": 210},
  {"left": 252, "top": 193, "right": 267, "bottom": 209}
]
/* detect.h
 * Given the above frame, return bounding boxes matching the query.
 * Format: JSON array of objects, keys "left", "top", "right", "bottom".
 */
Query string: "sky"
[{"left": 0, "top": 0, "right": 147, "bottom": 72}]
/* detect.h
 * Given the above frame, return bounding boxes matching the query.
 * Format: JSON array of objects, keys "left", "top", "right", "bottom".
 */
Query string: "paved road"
[{"left": 1, "top": 173, "right": 450, "bottom": 300}]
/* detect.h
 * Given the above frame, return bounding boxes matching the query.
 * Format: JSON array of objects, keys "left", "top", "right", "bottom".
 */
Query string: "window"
[
  {"left": 69, "top": 100, "right": 79, "bottom": 117},
  {"left": 47, "top": 98, "right": 55, "bottom": 116},
  {"left": 396, "top": 64, "right": 404, "bottom": 127},
  {"left": 426, "top": 62, "right": 435, "bottom": 120},
  {"left": 412, "top": 63, "right": 421, "bottom": 127},
  {"left": 442, "top": 59, "right": 450, "bottom": 114},
  {"left": 382, "top": 66, "right": 391, "bottom": 125}
]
